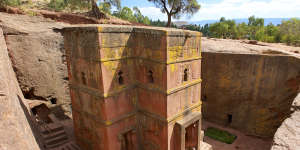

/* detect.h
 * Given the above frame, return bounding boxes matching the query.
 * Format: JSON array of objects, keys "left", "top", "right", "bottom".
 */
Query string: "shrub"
[
  {"left": 204, "top": 127, "right": 237, "bottom": 144},
  {"left": 0, "top": 0, "right": 21, "bottom": 7},
  {"left": 48, "top": 0, "right": 67, "bottom": 11}
]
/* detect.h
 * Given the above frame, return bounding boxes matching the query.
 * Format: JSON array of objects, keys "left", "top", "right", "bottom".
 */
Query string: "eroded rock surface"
[
  {"left": 271, "top": 93, "right": 300, "bottom": 150},
  {"left": 0, "top": 12, "right": 71, "bottom": 115},
  {"left": 0, "top": 27, "right": 39, "bottom": 150},
  {"left": 202, "top": 37, "right": 300, "bottom": 137}
]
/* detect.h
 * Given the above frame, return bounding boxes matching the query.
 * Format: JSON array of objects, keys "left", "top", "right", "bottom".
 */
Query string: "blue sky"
[{"left": 119, "top": 0, "right": 300, "bottom": 21}]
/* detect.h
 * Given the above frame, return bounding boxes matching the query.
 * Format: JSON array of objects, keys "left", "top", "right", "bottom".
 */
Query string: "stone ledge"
[
  {"left": 63, "top": 24, "right": 202, "bottom": 37},
  {"left": 200, "top": 142, "right": 213, "bottom": 150}
]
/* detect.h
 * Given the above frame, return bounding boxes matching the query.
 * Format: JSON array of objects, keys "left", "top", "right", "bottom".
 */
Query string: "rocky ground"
[
  {"left": 203, "top": 121, "right": 272, "bottom": 150},
  {"left": 202, "top": 37, "right": 300, "bottom": 56},
  {"left": 271, "top": 93, "right": 300, "bottom": 150}
]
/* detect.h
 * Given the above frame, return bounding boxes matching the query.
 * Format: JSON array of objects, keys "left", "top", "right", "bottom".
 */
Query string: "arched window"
[
  {"left": 183, "top": 68, "right": 188, "bottom": 81},
  {"left": 227, "top": 114, "right": 232, "bottom": 124},
  {"left": 148, "top": 70, "right": 154, "bottom": 83},
  {"left": 81, "top": 72, "right": 86, "bottom": 85},
  {"left": 118, "top": 71, "right": 124, "bottom": 85}
]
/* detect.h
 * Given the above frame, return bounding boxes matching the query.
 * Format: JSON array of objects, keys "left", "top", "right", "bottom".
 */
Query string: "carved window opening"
[
  {"left": 202, "top": 95, "right": 207, "bottom": 102},
  {"left": 227, "top": 114, "right": 232, "bottom": 124},
  {"left": 148, "top": 70, "right": 154, "bottom": 83},
  {"left": 184, "top": 68, "right": 188, "bottom": 81},
  {"left": 119, "top": 129, "right": 137, "bottom": 150},
  {"left": 81, "top": 72, "right": 86, "bottom": 85},
  {"left": 118, "top": 71, "right": 124, "bottom": 85}
]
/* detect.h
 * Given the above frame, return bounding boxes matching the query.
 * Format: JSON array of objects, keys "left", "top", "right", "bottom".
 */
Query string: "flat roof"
[
  {"left": 202, "top": 37, "right": 300, "bottom": 58},
  {"left": 63, "top": 24, "right": 202, "bottom": 36}
]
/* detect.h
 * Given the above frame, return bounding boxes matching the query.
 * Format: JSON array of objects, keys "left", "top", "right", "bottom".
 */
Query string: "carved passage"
[
  {"left": 121, "top": 130, "right": 137, "bottom": 150},
  {"left": 148, "top": 70, "right": 154, "bottom": 83},
  {"left": 185, "top": 121, "right": 199, "bottom": 150}
]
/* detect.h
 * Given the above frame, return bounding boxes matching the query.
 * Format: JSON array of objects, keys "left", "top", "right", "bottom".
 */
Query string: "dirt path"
[{"left": 202, "top": 121, "right": 272, "bottom": 150}]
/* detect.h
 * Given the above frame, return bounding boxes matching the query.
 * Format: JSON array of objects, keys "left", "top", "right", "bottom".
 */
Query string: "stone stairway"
[
  {"left": 40, "top": 123, "right": 68, "bottom": 149},
  {"left": 37, "top": 114, "right": 80, "bottom": 150}
]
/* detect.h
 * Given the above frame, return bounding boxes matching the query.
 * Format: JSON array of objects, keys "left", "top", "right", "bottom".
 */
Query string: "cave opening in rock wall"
[
  {"left": 50, "top": 98, "right": 57, "bottom": 104},
  {"left": 227, "top": 114, "right": 232, "bottom": 124}
]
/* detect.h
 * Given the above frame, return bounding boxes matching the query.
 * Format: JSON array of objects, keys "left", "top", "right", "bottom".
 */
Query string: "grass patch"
[{"left": 204, "top": 127, "right": 237, "bottom": 144}]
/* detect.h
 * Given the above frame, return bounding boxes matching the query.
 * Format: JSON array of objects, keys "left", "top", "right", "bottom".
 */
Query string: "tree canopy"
[
  {"left": 148, "top": 0, "right": 200, "bottom": 27},
  {"left": 65, "top": 0, "right": 120, "bottom": 18},
  {"left": 0, "top": 0, "right": 21, "bottom": 7},
  {"left": 183, "top": 17, "right": 300, "bottom": 46},
  {"left": 113, "top": 6, "right": 137, "bottom": 22}
]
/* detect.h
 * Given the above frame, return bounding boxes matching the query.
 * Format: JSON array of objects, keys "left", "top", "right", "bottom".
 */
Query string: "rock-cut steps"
[
  {"left": 38, "top": 115, "right": 80, "bottom": 150},
  {"left": 40, "top": 122, "right": 81, "bottom": 150}
]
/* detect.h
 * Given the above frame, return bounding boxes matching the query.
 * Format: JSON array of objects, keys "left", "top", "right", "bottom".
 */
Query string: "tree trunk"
[
  {"left": 90, "top": 0, "right": 106, "bottom": 19},
  {"left": 166, "top": 14, "right": 172, "bottom": 27}
]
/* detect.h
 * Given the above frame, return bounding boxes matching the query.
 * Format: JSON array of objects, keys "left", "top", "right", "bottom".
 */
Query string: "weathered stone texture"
[
  {"left": 0, "top": 12, "right": 70, "bottom": 114},
  {"left": 63, "top": 25, "right": 210, "bottom": 150},
  {"left": 0, "top": 28, "right": 40, "bottom": 150},
  {"left": 271, "top": 93, "right": 300, "bottom": 150},
  {"left": 202, "top": 52, "right": 300, "bottom": 137}
]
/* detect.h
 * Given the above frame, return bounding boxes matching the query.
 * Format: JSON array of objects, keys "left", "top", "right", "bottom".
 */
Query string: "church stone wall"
[{"left": 63, "top": 25, "right": 209, "bottom": 150}]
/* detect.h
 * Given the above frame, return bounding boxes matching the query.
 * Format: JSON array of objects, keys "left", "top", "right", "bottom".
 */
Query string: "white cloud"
[
  {"left": 138, "top": 0, "right": 300, "bottom": 21},
  {"left": 192, "top": 0, "right": 300, "bottom": 21},
  {"left": 139, "top": 7, "right": 167, "bottom": 21}
]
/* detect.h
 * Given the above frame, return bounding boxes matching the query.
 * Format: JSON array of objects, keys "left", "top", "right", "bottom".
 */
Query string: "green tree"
[
  {"left": 236, "top": 22, "right": 248, "bottom": 39},
  {"left": 132, "top": 7, "right": 151, "bottom": 25},
  {"left": 150, "top": 19, "right": 176, "bottom": 27},
  {"left": 113, "top": 7, "right": 137, "bottom": 22},
  {"left": 133, "top": 6, "right": 144, "bottom": 23},
  {"left": 264, "top": 23, "right": 280, "bottom": 42},
  {"left": 201, "top": 17, "right": 300, "bottom": 46},
  {"left": 48, "top": 0, "right": 69, "bottom": 11},
  {"left": 148, "top": 0, "right": 200, "bottom": 27},
  {"left": 248, "top": 16, "right": 264, "bottom": 40},
  {"left": 220, "top": 17, "right": 226, "bottom": 22},
  {"left": 0, "top": 0, "right": 21, "bottom": 7},
  {"left": 279, "top": 18, "right": 300, "bottom": 46},
  {"left": 185, "top": 24, "right": 201, "bottom": 32},
  {"left": 200, "top": 24, "right": 210, "bottom": 37},
  {"left": 209, "top": 22, "right": 229, "bottom": 38},
  {"left": 99, "top": 2, "right": 112, "bottom": 14},
  {"left": 143, "top": 16, "right": 151, "bottom": 25},
  {"left": 67, "top": 0, "right": 120, "bottom": 19},
  {"left": 224, "top": 19, "right": 237, "bottom": 39}
]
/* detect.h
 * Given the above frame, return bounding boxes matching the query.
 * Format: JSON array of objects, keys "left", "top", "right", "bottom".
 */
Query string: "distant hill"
[
  {"left": 190, "top": 18, "right": 292, "bottom": 26},
  {"left": 173, "top": 21, "right": 189, "bottom": 27}
]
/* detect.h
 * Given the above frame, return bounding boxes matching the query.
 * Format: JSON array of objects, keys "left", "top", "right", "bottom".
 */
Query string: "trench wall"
[
  {"left": 0, "top": 28, "right": 39, "bottom": 149},
  {"left": 201, "top": 52, "right": 300, "bottom": 137}
]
